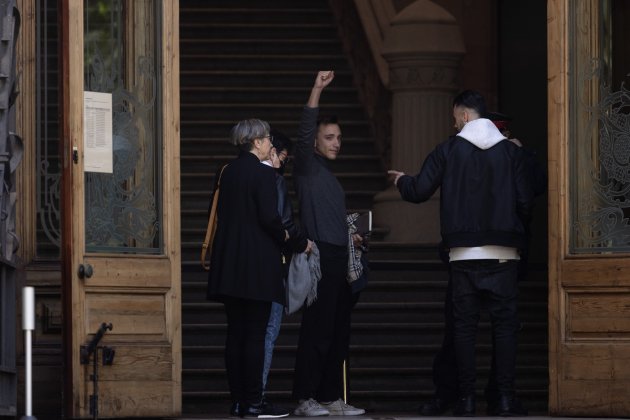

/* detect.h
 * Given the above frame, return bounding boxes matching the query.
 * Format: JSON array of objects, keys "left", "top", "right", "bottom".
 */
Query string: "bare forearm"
[{"left": 307, "top": 87, "right": 324, "bottom": 108}]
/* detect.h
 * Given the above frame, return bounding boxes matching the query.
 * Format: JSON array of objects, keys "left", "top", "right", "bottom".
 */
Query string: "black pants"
[
  {"left": 223, "top": 297, "right": 272, "bottom": 406},
  {"left": 431, "top": 273, "right": 459, "bottom": 401},
  {"left": 431, "top": 274, "right": 502, "bottom": 403},
  {"left": 293, "top": 242, "right": 353, "bottom": 402},
  {"left": 450, "top": 259, "right": 519, "bottom": 398}
]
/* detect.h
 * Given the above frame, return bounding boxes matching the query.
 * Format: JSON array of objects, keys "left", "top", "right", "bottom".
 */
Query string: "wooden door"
[
  {"left": 59, "top": 1, "right": 181, "bottom": 418},
  {"left": 548, "top": 0, "right": 630, "bottom": 416}
]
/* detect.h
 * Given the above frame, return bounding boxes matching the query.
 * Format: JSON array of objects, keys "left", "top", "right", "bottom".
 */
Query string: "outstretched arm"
[
  {"left": 389, "top": 148, "right": 445, "bottom": 204},
  {"left": 295, "top": 71, "right": 335, "bottom": 171}
]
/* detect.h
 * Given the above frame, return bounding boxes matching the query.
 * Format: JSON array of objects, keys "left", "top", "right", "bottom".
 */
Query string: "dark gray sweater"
[{"left": 293, "top": 106, "right": 348, "bottom": 246}]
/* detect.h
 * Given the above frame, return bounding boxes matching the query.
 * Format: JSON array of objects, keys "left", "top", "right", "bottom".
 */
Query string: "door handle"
[{"left": 78, "top": 263, "right": 94, "bottom": 279}]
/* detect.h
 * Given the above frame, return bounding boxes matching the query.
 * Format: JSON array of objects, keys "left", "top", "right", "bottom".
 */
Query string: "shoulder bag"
[{"left": 201, "top": 164, "right": 227, "bottom": 271}]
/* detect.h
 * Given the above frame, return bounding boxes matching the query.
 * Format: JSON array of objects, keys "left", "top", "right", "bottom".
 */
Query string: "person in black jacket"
[
  {"left": 207, "top": 118, "right": 290, "bottom": 418},
  {"left": 418, "top": 111, "right": 545, "bottom": 417},
  {"left": 388, "top": 90, "right": 534, "bottom": 417},
  {"left": 261, "top": 130, "right": 312, "bottom": 399}
]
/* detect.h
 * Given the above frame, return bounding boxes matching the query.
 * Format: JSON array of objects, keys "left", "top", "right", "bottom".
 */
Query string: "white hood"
[{"left": 458, "top": 118, "right": 506, "bottom": 150}]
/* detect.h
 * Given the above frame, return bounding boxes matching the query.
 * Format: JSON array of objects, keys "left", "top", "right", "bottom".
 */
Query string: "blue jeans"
[{"left": 262, "top": 302, "right": 284, "bottom": 391}]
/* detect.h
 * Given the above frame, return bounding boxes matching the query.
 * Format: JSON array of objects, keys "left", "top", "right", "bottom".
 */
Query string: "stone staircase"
[{"left": 179, "top": 0, "right": 548, "bottom": 416}]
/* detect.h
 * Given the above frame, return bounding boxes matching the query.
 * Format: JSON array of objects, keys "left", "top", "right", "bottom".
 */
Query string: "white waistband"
[{"left": 449, "top": 245, "right": 519, "bottom": 262}]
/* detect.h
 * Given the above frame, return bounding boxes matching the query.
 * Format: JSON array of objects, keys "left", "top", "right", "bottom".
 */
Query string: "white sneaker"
[
  {"left": 293, "top": 399, "right": 330, "bottom": 417},
  {"left": 320, "top": 399, "right": 365, "bottom": 416}
]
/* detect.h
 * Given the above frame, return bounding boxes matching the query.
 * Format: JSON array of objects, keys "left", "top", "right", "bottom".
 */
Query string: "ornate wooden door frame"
[{"left": 548, "top": 0, "right": 630, "bottom": 416}]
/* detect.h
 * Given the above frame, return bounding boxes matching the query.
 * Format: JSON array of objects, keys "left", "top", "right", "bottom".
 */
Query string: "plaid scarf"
[{"left": 347, "top": 213, "right": 364, "bottom": 283}]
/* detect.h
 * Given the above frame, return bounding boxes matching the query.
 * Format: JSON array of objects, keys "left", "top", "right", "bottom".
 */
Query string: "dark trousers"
[
  {"left": 450, "top": 259, "right": 519, "bottom": 398},
  {"left": 431, "top": 274, "right": 459, "bottom": 401},
  {"left": 293, "top": 242, "right": 352, "bottom": 402},
  {"left": 431, "top": 275, "right": 502, "bottom": 403},
  {"left": 223, "top": 297, "right": 272, "bottom": 406}
]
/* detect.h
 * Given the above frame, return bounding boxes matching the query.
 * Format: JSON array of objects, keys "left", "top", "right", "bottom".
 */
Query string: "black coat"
[
  {"left": 397, "top": 135, "right": 534, "bottom": 250},
  {"left": 207, "top": 151, "right": 286, "bottom": 304}
]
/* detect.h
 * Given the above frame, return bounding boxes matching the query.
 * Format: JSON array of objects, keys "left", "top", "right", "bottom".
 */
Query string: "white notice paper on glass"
[{"left": 83, "top": 91, "right": 113, "bottom": 173}]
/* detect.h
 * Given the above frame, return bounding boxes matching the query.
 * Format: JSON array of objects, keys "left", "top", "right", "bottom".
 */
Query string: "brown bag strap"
[{"left": 201, "top": 165, "right": 227, "bottom": 271}]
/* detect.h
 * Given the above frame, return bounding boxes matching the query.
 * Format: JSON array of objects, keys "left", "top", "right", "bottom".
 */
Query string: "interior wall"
[{"left": 497, "top": 0, "right": 548, "bottom": 265}]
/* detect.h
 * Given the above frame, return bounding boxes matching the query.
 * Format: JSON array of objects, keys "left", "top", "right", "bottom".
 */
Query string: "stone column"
[{"left": 373, "top": 0, "right": 465, "bottom": 243}]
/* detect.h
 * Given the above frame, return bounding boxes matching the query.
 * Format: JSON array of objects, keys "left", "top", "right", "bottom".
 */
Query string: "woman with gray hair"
[{"left": 207, "top": 118, "right": 290, "bottom": 418}]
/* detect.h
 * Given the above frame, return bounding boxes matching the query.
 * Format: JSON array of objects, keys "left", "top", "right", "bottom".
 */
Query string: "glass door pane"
[
  {"left": 36, "top": 0, "right": 61, "bottom": 259},
  {"left": 83, "top": 0, "right": 163, "bottom": 254},
  {"left": 570, "top": 0, "right": 630, "bottom": 253}
]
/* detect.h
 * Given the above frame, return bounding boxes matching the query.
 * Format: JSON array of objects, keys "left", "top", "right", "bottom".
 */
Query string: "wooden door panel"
[
  {"left": 565, "top": 289, "right": 630, "bottom": 338},
  {"left": 96, "top": 345, "right": 174, "bottom": 381},
  {"left": 84, "top": 292, "right": 169, "bottom": 339},
  {"left": 97, "top": 381, "right": 175, "bottom": 417},
  {"left": 83, "top": 257, "right": 173, "bottom": 288},
  {"left": 561, "top": 259, "right": 630, "bottom": 287},
  {"left": 562, "top": 344, "right": 630, "bottom": 379},
  {"left": 559, "top": 380, "right": 630, "bottom": 416}
]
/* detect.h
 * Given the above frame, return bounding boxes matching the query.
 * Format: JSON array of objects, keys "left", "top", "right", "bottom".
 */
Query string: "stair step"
[
  {"left": 181, "top": 173, "right": 386, "bottom": 192},
  {"left": 182, "top": 365, "right": 548, "bottom": 392},
  {"left": 181, "top": 103, "right": 366, "bottom": 122},
  {"left": 180, "top": 69, "right": 356, "bottom": 88},
  {"left": 180, "top": 39, "right": 342, "bottom": 55},
  {"left": 180, "top": 23, "right": 336, "bottom": 41},
  {"left": 181, "top": 86, "right": 357, "bottom": 104},
  {"left": 180, "top": 58, "right": 349, "bottom": 75},
  {"left": 181, "top": 135, "right": 376, "bottom": 152}
]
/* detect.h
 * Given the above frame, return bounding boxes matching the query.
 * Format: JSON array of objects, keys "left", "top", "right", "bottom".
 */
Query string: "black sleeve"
[
  {"left": 514, "top": 148, "right": 535, "bottom": 226},
  {"left": 255, "top": 167, "right": 287, "bottom": 245},
  {"left": 277, "top": 176, "right": 308, "bottom": 252},
  {"left": 397, "top": 146, "right": 444, "bottom": 204},
  {"left": 293, "top": 106, "right": 318, "bottom": 175}
]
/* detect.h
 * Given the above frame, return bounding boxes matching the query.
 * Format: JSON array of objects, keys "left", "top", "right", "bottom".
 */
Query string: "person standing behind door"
[
  {"left": 388, "top": 90, "right": 534, "bottom": 417},
  {"left": 206, "top": 118, "right": 290, "bottom": 419},
  {"left": 291, "top": 71, "right": 366, "bottom": 417}
]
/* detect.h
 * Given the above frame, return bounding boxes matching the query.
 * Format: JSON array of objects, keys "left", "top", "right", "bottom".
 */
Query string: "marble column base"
[{"left": 373, "top": 186, "right": 441, "bottom": 243}]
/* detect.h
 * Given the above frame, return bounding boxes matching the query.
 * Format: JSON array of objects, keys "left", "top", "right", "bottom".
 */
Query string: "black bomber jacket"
[{"left": 396, "top": 118, "right": 535, "bottom": 250}]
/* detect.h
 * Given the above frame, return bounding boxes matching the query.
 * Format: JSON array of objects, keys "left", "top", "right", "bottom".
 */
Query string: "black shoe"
[
  {"left": 419, "top": 397, "right": 454, "bottom": 416},
  {"left": 486, "top": 399, "right": 498, "bottom": 416},
  {"left": 453, "top": 394, "right": 476, "bottom": 417},
  {"left": 242, "top": 400, "right": 290, "bottom": 418},
  {"left": 230, "top": 402, "right": 241, "bottom": 418},
  {"left": 496, "top": 394, "right": 528, "bottom": 417}
]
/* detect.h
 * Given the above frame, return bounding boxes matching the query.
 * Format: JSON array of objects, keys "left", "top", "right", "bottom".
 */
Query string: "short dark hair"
[
  {"left": 270, "top": 128, "right": 293, "bottom": 153},
  {"left": 453, "top": 90, "right": 487, "bottom": 117},
  {"left": 316, "top": 115, "right": 339, "bottom": 128}
]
